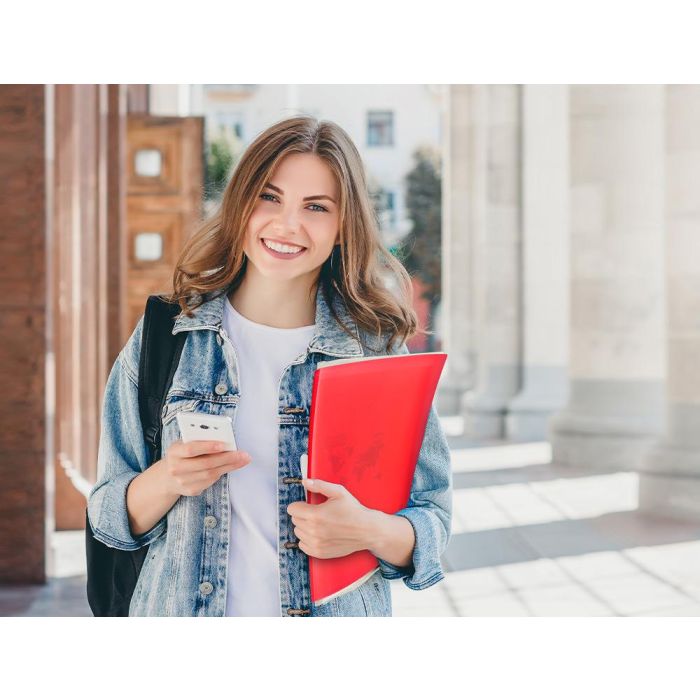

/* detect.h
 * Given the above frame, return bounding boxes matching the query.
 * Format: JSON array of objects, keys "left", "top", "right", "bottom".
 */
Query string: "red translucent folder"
[{"left": 304, "top": 351, "right": 448, "bottom": 606}]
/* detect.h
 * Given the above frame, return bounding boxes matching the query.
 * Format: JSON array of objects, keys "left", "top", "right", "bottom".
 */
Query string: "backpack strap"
[{"left": 137, "top": 295, "right": 187, "bottom": 465}]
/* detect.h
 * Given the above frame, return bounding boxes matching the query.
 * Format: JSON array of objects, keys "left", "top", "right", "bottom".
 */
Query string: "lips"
[
  {"left": 261, "top": 237, "right": 307, "bottom": 251},
  {"left": 260, "top": 237, "right": 307, "bottom": 259}
]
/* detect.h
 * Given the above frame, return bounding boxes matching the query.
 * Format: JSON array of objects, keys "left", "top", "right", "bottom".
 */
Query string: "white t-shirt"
[{"left": 222, "top": 296, "right": 316, "bottom": 616}]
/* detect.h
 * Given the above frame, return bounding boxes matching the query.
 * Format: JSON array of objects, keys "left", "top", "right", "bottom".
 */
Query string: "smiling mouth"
[{"left": 260, "top": 238, "right": 307, "bottom": 256}]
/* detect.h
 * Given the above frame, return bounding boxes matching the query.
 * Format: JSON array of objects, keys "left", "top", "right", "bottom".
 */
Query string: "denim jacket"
[{"left": 87, "top": 283, "right": 453, "bottom": 616}]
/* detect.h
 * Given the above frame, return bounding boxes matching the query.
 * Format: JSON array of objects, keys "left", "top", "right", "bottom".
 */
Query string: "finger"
[
  {"left": 187, "top": 450, "right": 251, "bottom": 473},
  {"left": 287, "top": 502, "right": 313, "bottom": 520},
  {"left": 211, "top": 457, "right": 251, "bottom": 474},
  {"left": 303, "top": 478, "right": 344, "bottom": 497},
  {"left": 172, "top": 439, "right": 230, "bottom": 459},
  {"left": 297, "top": 540, "right": 314, "bottom": 557},
  {"left": 293, "top": 525, "right": 311, "bottom": 541},
  {"left": 289, "top": 514, "right": 310, "bottom": 527},
  {"left": 181, "top": 459, "right": 246, "bottom": 491}
]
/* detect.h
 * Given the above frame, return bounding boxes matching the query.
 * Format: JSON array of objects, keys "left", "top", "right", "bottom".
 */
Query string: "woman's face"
[{"left": 243, "top": 152, "right": 341, "bottom": 283}]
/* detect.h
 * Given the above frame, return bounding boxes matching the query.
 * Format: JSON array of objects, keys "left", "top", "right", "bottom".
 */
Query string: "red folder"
[{"left": 305, "top": 351, "right": 448, "bottom": 605}]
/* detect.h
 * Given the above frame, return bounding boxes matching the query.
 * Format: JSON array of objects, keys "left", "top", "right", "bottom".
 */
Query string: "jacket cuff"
[
  {"left": 87, "top": 469, "right": 166, "bottom": 551},
  {"left": 376, "top": 507, "right": 446, "bottom": 590}
]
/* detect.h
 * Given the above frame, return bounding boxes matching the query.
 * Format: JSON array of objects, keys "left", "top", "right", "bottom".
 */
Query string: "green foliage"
[
  {"left": 205, "top": 133, "right": 237, "bottom": 202},
  {"left": 388, "top": 238, "right": 410, "bottom": 265},
  {"left": 368, "top": 179, "right": 390, "bottom": 229},
  {"left": 400, "top": 145, "right": 442, "bottom": 349},
  {"left": 401, "top": 145, "right": 442, "bottom": 300}
]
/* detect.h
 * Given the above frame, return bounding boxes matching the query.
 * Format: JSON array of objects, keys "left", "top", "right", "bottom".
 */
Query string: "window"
[
  {"left": 134, "top": 232, "right": 163, "bottom": 262},
  {"left": 367, "top": 111, "right": 394, "bottom": 146},
  {"left": 134, "top": 149, "right": 162, "bottom": 177},
  {"left": 214, "top": 111, "right": 244, "bottom": 140}
]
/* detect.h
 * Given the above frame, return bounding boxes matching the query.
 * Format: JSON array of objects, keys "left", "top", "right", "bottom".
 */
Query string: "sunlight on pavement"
[
  {"left": 389, "top": 427, "right": 700, "bottom": 617},
  {"left": 452, "top": 472, "right": 639, "bottom": 533}
]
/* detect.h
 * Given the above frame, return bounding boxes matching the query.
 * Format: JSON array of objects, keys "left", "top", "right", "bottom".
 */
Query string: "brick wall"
[{"left": 0, "top": 85, "right": 47, "bottom": 583}]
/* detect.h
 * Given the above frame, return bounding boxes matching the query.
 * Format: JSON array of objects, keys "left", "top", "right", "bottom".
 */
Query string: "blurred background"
[{"left": 1, "top": 83, "right": 699, "bottom": 616}]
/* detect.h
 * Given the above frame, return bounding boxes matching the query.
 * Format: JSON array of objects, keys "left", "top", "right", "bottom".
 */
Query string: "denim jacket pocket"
[
  {"left": 333, "top": 587, "right": 369, "bottom": 616},
  {"left": 160, "top": 395, "right": 204, "bottom": 457},
  {"left": 314, "top": 570, "right": 392, "bottom": 617},
  {"left": 161, "top": 396, "right": 202, "bottom": 427},
  {"left": 361, "top": 570, "right": 392, "bottom": 616}
]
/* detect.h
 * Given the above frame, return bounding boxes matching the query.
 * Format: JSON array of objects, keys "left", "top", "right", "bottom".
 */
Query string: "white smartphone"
[{"left": 176, "top": 411, "right": 237, "bottom": 451}]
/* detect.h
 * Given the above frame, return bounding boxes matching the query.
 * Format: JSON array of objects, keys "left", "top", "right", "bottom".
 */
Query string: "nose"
[{"left": 273, "top": 204, "right": 301, "bottom": 236}]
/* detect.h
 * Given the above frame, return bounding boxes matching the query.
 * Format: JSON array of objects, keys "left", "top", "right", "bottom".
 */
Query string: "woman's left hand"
[{"left": 286, "top": 479, "right": 377, "bottom": 559}]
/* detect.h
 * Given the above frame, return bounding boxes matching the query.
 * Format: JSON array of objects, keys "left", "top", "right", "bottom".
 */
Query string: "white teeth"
[{"left": 263, "top": 238, "right": 304, "bottom": 254}]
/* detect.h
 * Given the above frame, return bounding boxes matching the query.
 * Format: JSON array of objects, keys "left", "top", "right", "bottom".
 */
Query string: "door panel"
[{"left": 125, "top": 115, "right": 203, "bottom": 341}]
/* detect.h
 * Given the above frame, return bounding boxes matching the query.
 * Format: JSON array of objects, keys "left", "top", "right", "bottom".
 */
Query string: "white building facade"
[{"left": 442, "top": 84, "right": 700, "bottom": 523}]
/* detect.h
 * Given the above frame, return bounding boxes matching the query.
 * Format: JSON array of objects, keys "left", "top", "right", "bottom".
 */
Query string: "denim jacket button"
[
  {"left": 204, "top": 516, "right": 217, "bottom": 528},
  {"left": 215, "top": 383, "right": 228, "bottom": 395},
  {"left": 199, "top": 582, "right": 214, "bottom": 595},
  {"left": 287, "top": 608, "right": 311, "bottom": 616}
]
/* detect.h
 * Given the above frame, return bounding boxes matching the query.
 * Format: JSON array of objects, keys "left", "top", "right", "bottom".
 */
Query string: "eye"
[{"left": 259, "top": 192, "right": 328, "bottom": 213}]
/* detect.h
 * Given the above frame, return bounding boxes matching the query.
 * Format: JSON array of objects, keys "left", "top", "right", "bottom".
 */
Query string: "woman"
[{"left": 87, "top": 115, "right": 453, "bottom": 617}]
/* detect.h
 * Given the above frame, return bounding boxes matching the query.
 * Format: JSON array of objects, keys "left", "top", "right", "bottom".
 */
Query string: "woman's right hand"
[{"left": 159, "top": 439, "right": 252, "bottom": 498}]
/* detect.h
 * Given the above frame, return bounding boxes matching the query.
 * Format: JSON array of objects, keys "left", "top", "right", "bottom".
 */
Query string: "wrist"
[
  {"left": 153, "top": 458, "right": 178, "bottom": 500},
  {"left": 363, "top": 510, "right": 415, "bottom": 569},
  {"left": 362, "top": 507, "right": 389, "bottom": 555}
]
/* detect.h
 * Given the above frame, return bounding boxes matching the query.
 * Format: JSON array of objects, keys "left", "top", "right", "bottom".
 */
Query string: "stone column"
[
  {"left": 640, "top": 86, "right": 700, "bottom": 522},
  {"left": 549, "top": 86, "right": 666, "bottom": 470},
  {"left": 506, "top": 85, "right": 570, "bottom": 440},
  {"left": 462, "top": 85, "right": 523, "bottom": 439},
  {"left": 437, "top": 84, "right": 479, "bottom": 415}
]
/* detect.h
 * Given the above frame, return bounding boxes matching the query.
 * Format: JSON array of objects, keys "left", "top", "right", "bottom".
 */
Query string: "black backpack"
[{"left": 85, "top": 295, "right": 186, "bottom": 616}]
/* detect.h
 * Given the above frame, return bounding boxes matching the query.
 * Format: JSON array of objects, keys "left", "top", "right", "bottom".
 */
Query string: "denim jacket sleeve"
[
  {"left": 374, "top": 341, "right": 453, "bottom": 590},
  {"left": 86, "top": 315, "right": 167, "bottom": 551}
]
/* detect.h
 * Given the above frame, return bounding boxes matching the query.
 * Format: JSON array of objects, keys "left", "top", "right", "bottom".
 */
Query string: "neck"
[{"left": 228, "top": 267, "right": 318, "bottom": 329}]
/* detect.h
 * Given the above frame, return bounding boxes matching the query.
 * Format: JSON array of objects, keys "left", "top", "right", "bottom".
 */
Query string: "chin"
[{"left": 252, "top": 259, "right": 315, "bottom": 280}]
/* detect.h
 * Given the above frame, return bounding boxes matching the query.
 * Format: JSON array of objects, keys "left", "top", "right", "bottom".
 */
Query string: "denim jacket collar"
[{"left": 171, "top": 282, "right": 364, "bottom": 358}]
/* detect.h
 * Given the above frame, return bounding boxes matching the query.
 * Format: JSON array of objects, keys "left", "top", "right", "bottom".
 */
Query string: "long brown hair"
[{"left": 164, "top": 115, "right": 430, "bottom": 353}]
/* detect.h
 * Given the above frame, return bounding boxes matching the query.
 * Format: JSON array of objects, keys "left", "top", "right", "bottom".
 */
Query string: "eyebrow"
[{"left": 263, "top": 182, "right": 337, "bottom": 204}]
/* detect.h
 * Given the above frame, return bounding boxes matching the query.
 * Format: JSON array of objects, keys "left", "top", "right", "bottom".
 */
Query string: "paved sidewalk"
[
  {"left": 3, "top": 416, "right": 700, "bottom": 616},
  {"left": 391, "top": 418, "right": 700, "bottom": 616}
]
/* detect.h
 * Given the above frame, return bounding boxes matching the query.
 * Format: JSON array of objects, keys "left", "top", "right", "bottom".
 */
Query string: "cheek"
[
  {"left": 247, "top": 210, "right": 266, "bottom": 233},
  {"left": 307, "top": 217, "right": 339, "bottom": 248},
  {"left": 245, "top": 215, "right": 269, "bottom": 249},
  {"left": 305, "top": 241, "right": 334, "bottom": 265}
]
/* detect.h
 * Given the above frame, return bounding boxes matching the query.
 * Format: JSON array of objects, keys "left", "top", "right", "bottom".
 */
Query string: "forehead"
[{"left": 267, "top": 152, "right": 339, "bottom": 195}]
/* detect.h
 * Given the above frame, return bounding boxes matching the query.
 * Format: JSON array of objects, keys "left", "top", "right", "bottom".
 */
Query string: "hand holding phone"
[{"left": 158, "top": 411, "right": 250, "bottom": 498}]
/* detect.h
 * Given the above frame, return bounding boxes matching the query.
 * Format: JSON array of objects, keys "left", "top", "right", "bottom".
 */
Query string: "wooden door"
[{"left": 125, "top": 115, "right": 204, "bottom": 341}]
